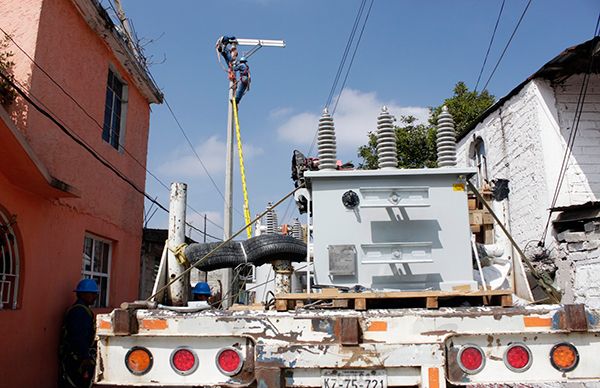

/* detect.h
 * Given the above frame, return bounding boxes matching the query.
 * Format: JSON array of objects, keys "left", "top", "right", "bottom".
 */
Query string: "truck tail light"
[
  {"left": 504, "top": 343, "right": 532, "bottom": 372},
  {"left": 216, "top": 347, "right": 243, "bottom": 376},
  {"left": 170, "top": 347, "right": 198, "bottom": 375},
  {"left": 550, "top": 343, "right": 579, "bottom": 372},
  {"left": 125, "top": 346, "right": 153, "bottom": 375},
  {"left": 457, "top": 345, "right": 485, "bottom": 374}
]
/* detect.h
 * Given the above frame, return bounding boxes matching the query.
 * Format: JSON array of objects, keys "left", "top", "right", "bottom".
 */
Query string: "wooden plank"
[
  {"left": 500, "top": 294, "right": 513, "bottom": 307},
  {"left": 426, "top": 297, "right": 438, "bottom": 309},
  {"left": 276, "top": 289, "right": 511, "bottom": 300},
  {"left": 275, "top": 299, "right": 288, "bottom": 312},
  {"left": 332, "top": 299, "right": 349, "bottom": 308},
  {"left": 339, "top": 317, "right": 360, "bottom": 345},
  {"left": 354, "top": 298, "right": 367, "bottom": 311}
]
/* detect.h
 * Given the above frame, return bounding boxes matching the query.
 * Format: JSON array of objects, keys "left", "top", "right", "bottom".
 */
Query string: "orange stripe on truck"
[
  {"left": 523, "top": 316, "right": 552, "bottom": 327},
  {"left": 428, "top": 367, "right": 440, "bottom": 388},
  {"left": 98, "top": 320, "right": 112, "bottom": 330},
  {"left": 141, "top": 319, "right": 168, "bottom": 330},
  {"left": 367, "top": 321, "right": 387, "bottom": 332}
]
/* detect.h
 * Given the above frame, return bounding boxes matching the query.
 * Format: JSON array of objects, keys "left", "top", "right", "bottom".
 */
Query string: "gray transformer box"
[{"left": 304, "top": 167, "right": 478, "bottom": 291}]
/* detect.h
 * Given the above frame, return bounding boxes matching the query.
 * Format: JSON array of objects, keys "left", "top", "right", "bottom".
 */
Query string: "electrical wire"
[
  {"left": 324, "top": 0, "right": 367, "bottom": 109},
  {"left": 0, "top": 71, "right": 222, "bottom": 242},
  {"left": 0, "top": 26, "right": 224, "bottom": 233},
  {"left": 481, "top": 0, "right": 533, "bottom": 92},
  {"left": 474, "top": 0, "right": 506, "bottom": 92},
  {"left": 332, "top": 0, "right": 374, "bottom": 116},
  {"left": 539, "top": 15, "right": 600, "bottom": 244}
]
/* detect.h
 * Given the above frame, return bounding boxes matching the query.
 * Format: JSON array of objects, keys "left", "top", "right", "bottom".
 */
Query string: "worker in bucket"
[
  {"left": 58, "top": 278, "right": 98, "bottom": 388},
  {"left": 233, "top": 56, "right": 250, "bottom": 105},
  {"left": 192, "top": 282, "right": 212, "bottom": 302},
  {"left": 216, "top": 35, "right": 238, "bottom": 66}
]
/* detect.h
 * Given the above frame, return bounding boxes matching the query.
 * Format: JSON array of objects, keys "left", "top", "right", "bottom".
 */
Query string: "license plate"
[{"left": 321, "top": 370, "right": 387, "bottom": 388}]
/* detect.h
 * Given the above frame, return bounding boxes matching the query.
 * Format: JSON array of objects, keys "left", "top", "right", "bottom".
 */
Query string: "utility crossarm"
[{"left": 234, "top": 38, "right": 286, "bottom": 47}]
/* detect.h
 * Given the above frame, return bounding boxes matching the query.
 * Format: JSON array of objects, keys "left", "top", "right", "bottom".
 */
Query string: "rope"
[
  {"left": 168, "top": 242, "right": 189, "bottom": 266},
  {"left": 232, "top": 98, "right": 253, "bottom": 239}
]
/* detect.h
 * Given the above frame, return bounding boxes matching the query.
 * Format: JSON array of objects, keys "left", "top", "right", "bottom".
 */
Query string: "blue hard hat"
[
  {"left": 74, "top": 278, "right": 99, "bottom": 293},
  {"left": 192, "top": 282, "right": 211, "bottom": 296},
  {"left": 239, "top": 56, "right": 247, "bottom": 63}
]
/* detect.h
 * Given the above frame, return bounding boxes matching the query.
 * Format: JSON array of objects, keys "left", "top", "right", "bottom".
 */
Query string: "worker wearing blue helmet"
[
  {"left": 58, "top": 279, "right": 99, "bottom": 388},
  {"left": 192, "top": 282, "right": 212, "bottom": 302},
  {"left": 233, "top": 56, "right": 250, "bottom": 105}
]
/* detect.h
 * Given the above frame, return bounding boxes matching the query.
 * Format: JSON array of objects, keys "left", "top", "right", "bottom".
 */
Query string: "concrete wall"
[
  {"left": 457, "top": 74, "right": 600, "bottom": 306},
  {"left": 0, "top": 0, "right": 153, "bottom": 386}
]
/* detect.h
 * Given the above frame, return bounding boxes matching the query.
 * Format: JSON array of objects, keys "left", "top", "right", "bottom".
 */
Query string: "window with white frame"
[
  {"left": 470, "top": 137, "right": 489, "bottom": 188},
  {"left": 102, "top": 68, "right": 127, "bottom": 150},
  {"left": 82, "top": 234, "right": 111, "bottom": 307},
  {"left": 0, "top": 208, "right": 20, "bottom": 310}
]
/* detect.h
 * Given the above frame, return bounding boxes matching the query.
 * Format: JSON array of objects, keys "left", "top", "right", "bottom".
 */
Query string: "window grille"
[
  {"left": 82, "top": 234, "right": 112, "bottom": 308},
  {"left": 0, "top": 209, "right": 19, "bottom": 310}
]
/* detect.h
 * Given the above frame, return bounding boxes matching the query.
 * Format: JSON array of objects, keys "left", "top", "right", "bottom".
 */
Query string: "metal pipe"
[{"left": 167, "top": 182, "right": 188, "bottom": 306}]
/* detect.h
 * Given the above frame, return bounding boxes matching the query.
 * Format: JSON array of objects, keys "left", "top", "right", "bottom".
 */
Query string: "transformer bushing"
[
  {"left": 264, "top": 202, "right": 278, "bottom": 235},
  {"left": 376, "top": 106, "right": 398, "bottom": 169},
  {"left": 317, "top": 108, "right": 337, "bottom": 170},
  {"left": 436, "top": 106, "right": 457, "bottom": 167}
]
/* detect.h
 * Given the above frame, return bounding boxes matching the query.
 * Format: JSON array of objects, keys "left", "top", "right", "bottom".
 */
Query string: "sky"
[{"left": 113, "top": 0, "right": 599, "bottom": 241}]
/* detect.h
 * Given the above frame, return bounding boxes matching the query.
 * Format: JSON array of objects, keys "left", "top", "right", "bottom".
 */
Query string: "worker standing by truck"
[{"left": 58, "top": 279, "right": 98, "bottom": 388}]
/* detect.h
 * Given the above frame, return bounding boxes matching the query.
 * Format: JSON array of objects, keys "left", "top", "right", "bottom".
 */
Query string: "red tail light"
[
  {"left": 216, "top": 347, "right": 243, "bottom": 376},
  {"left": 457, "top": 345, "right": 485, "bottom": 374},
  {"left": 504, "top": 343, "right": 532, "bottom": 372},
  {"left": 170, "top": 347, "right": 198, "bottom": 375}
]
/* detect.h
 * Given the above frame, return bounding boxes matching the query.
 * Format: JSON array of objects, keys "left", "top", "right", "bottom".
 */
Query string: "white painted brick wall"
[{"left": 457, "top": 74, "right": 600, "bottom": 306}]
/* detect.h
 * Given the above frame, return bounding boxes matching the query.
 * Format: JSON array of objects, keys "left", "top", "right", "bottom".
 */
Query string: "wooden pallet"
[{"left": 274, "top": 289, "right": 513, "bottom": 311}]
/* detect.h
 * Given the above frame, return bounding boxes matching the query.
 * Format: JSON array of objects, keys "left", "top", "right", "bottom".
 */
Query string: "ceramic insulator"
[
  {"left": 376, "top": 106, "right": 397, "bottom": 169},
  {"left": 436, "top": 106, "right": 457, "bottom": 167},
  {"left": 317, "top": 108, "right": 337, "bottom": 170}
]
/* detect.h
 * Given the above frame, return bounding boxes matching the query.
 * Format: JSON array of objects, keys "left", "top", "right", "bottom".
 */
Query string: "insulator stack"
[
  {"left": 317, "top": 108, "right": 337, "bottom": 170},
  {"left": 436, "top": 106, "right": 457, "bottom": 167},
  {"left": 264, "top": 203, "right": 279, "bottom": 235},
  {"left": 291, "top": 218, "right": 302, "bottom": 240},
  {"left": 376, "top": 106, "right": 397, "bottom": 169}
]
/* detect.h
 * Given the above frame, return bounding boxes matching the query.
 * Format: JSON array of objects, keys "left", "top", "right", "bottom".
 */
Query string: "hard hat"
[
  {"left": 74, "top": 278, "right": 99, "bottom": 294},
  {"left": 239, "top": 56, "right": 247, "bottom": 63},
  {"left": 192, "top": 282, "right": 211, "bottom": 296}
]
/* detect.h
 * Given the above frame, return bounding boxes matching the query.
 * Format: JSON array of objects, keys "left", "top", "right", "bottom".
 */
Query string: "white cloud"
[
  {"left": 157, "top": 135, "right": 264, "bottom": 178},
  {"left": 276, "top": 88, "right": 430, "bottom": 155},
  {"left": 269, "top": 106, "right": 293, "bottom": 119}
]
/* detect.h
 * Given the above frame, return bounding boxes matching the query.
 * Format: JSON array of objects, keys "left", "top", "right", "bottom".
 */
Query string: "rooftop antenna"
[{"left": 220, "top": 37, "right": 285, "bottom": 307}]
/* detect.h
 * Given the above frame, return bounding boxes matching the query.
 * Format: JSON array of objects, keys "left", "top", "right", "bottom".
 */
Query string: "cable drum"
[{"left": 185, "top": 234, "right": 307, "bottom": 272}]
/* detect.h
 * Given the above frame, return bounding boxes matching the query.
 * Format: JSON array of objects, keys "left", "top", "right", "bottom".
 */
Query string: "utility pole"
[{"left": 220, "top": 38, "right": 285, "bottom": 308}]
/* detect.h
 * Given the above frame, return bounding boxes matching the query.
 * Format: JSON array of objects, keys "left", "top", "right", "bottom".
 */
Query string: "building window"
[
  {"left": 82, "top": 234, "right": 111, "bottom": 307},
  {"left": 102, "top": 69, "right": 127, "bottom": 150},
  {"left": 470, "top": 137, "right": 489, "bottom": 188},
  {"left": 0, "top": 208, "right": 20, "bottom": 310}
]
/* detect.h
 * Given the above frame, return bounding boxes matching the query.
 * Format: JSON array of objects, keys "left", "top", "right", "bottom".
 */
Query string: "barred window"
[
  {"left": 0, "top": 208, "right": 19, "bottom": 310},
  {"left": 82, "top": 234, "right": 111, "bottom": 307},
  {"left": 102, "top": 68, "right": 127, "bottom": 150}
]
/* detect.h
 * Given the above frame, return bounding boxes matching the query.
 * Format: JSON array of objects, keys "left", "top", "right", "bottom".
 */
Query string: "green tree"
[
  {"left": 429, "top": 81, "right": 495, "bottom": 137},
  {"left": 358, "top": 116, "right": 437, "bottom": 169},
  {"left": 358, "top": 82, "right": 494, "bottom": 169}
]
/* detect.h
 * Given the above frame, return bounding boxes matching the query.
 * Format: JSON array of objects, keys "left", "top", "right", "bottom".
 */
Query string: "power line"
[
  {"left": 324, "top": 0, "right": 367, "bottom": 109},
  {"left": 332, "top": 0, "right": 374, "bottom": 115},
  {"left": 0, "top": 71, "right": 222, "bottom": 241},
  {"left": 474, "top": 0, "right": 505, "bottom": 92},
  {"left": 481, "top": 0, "right": 533, "bottom": 92},
  {"left": 0, "top": 26, "right": 223, "bottom": 232}
]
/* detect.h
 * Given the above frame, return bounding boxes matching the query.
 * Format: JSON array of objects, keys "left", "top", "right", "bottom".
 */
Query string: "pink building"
[{"left": 0, "top": 0, "right": 162, "bottom": 386}]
